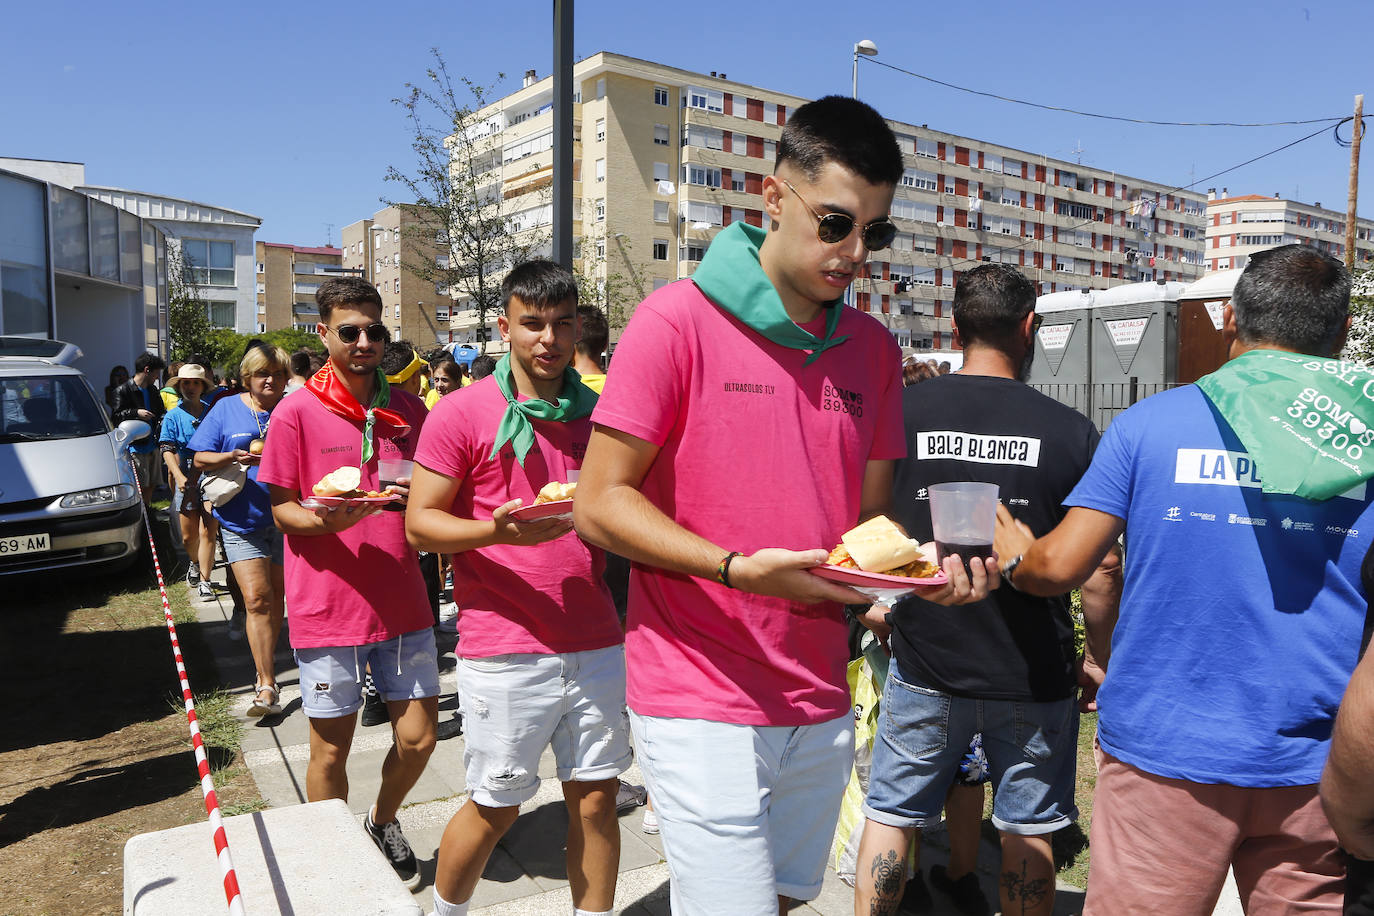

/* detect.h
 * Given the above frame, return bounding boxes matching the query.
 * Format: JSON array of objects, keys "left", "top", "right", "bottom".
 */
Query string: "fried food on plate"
[
  {"left": 534, "top": 481, "right": 577, "bottom": 504},
  {"left": 829, "top": 516, "right": 941, "bottom": 578}
]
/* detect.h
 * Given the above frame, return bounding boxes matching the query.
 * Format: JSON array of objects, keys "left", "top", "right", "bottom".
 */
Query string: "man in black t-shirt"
[{"left": 854, "top": 264, "right": 1121, "bottom": 916}]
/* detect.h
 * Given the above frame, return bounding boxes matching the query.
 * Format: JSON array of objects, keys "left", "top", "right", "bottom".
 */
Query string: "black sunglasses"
[
  {"left": 782, "top": 179, "right": 897, "bottom": 252},
  {"left": 326, "top": 323, "right": 388, "bottom": 344}
]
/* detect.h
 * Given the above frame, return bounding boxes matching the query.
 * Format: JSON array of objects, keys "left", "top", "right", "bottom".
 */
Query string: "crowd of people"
[{"left": 105, "top": 94, "right": 1374, "bottom": 916}]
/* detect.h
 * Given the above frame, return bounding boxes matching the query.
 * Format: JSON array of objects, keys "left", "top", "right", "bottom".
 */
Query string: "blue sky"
[{"left": 2, "top": 0, "right": 1366, "bottom": 244}]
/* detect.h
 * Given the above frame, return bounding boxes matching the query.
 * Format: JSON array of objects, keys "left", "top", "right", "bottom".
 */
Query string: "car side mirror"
[{"left": 114, "top": 419, "right": 151, "bottom": 445}]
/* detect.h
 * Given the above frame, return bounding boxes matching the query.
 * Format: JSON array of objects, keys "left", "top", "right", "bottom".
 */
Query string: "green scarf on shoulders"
[
  {"left": 691, "top": 221, "right": 849, "bottom": 365},
  {"left": 490, "top": 353, "right": 598, "bottom": 466}
]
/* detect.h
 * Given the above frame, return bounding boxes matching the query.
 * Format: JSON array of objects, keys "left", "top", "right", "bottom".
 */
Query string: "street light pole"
[{"left": 852, "top": 39, "right": 877, "bottom": 98}]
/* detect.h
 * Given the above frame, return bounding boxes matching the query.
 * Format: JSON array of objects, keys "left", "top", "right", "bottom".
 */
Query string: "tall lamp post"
[{"left": 852, "top": 39, "right": 877, "bottom": 98}]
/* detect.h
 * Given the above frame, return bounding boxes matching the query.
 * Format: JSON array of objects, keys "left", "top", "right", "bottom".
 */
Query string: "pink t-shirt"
[
  {"left": 256, "top": 388, "right": 434, "bottom": 648},
  {"left": 412, "top": 377, "right": 622, "bottom": 658},
  {"left": 592, "top": 281, "right": 905, "bottom": 725}
]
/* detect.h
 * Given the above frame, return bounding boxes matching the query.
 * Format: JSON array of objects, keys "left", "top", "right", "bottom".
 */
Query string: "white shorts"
[
  {"left": 630, "top": 710, "right": 854, "bottom": 910},
  {"left": 458, "top": 644, "right": 632, "bottom": 808}
]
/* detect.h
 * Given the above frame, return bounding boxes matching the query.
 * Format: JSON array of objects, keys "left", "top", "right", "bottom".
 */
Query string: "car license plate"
[{"left": 0, "top": 533, "right": 51, "bottom": 555}]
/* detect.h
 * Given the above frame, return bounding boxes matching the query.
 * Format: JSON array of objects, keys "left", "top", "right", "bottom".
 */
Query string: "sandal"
[{"left": 248, "top": 683, "right": 281, "bottom": 717}]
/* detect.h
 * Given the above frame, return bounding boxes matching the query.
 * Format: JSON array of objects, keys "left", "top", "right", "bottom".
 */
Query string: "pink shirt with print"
[
  {"left": 592, "top": 281, "right": 905, "bottom": 726},
  {"left": 257, "top": 388, "right": 434, "bottom": 648},
  {"left": 412, "top": 377, "right": 622, "bottom": 658}
]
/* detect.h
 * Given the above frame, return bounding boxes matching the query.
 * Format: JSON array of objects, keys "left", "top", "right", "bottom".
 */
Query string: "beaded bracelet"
[{"left": 716, "top": 551, "right": 743, "bottom": 589}]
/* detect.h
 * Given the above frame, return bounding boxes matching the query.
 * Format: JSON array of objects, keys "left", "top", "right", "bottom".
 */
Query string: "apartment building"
[
  {"left": 339, "top": 205, "right": 450, "bottom": 346},
  {"left": 1204, "top": 189, "right": 1374, "bottom": 272},
  {"left": 453, "top": 52, "right": 1207, "bottom": 350},
  {"left": 255, "top": 242, "right": 354, "bottom": 331}
]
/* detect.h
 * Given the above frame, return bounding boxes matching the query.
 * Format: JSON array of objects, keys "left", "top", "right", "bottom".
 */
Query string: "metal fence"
[{"left": 1030, "top": 380, "right": 1183, "bottom": 431}]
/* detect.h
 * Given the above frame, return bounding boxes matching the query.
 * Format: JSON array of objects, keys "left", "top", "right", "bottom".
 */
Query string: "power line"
[
  {"left": 864, "top": 58, "right": 1347, "bottom": 129},
  {"left": 890, "top": 119, "right": 1350, "bottom": 279}
]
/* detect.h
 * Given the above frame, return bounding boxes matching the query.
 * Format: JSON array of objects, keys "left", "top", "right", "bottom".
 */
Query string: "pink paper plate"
[
  {"left": 811, "top": 564, "right": 948, "bottom": 589},
  {"left": 300, "top": 494, "right": 401, "bottom": 508},
  {"left": 509, "top": 499, "right": 575, "bottom": 522}
]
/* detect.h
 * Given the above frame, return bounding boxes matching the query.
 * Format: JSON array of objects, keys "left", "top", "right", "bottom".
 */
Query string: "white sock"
[
  {"left": 573, "top": 909, "right": 612, "bottom": 916},
  {"left": 432, "top": 888, "right": 469, "bottom": 916}
]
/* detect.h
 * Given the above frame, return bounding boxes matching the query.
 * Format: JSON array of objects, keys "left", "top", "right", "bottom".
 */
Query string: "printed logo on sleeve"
[{"left": 916, "top": 432, "right": 1041, "bottom": 466}]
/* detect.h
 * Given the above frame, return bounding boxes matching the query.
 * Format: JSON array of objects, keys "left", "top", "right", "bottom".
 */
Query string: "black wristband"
[{"left": 716, "top": 551, "right": 743, "bottom": 589}]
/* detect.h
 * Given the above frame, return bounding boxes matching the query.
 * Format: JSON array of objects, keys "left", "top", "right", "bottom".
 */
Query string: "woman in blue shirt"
[
  {"left": 159, "top": 365, "right": 218, "bottom": 598},
  {"left": 190, "top": 345, "right": 291, "bottom": 717}
]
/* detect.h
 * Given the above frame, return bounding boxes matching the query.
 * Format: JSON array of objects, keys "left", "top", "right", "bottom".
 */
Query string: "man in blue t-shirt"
[{"left": 995, "top": 245, "right": 1364, "bottom": 912}]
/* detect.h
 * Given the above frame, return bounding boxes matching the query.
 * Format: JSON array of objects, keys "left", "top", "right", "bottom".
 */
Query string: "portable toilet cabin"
[
  {"left": 1027, "top": 288, "right": 1095, "bottom": 415},
  {"left": 1175, "top": 270, "right": 1241, "bottom": 384},
  {"left": 1087, "top": 279, "right": 1189, "bottom": 426}
]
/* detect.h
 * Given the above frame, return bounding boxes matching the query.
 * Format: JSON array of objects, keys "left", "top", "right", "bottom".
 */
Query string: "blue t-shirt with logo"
[
  {"left": 187, "top": 394, "right": 273, "bottom": 536},
  {"left": 1066, "top": 384, "right": 1374, "bottom": 787}
]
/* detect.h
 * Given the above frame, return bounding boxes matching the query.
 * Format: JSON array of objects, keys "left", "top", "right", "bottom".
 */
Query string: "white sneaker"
[
  {"left": 437, "top": 601, "right": 459, "bottom": 633},
  {"left": 641, "top": 809, "right": 659, "bottom": 835}
]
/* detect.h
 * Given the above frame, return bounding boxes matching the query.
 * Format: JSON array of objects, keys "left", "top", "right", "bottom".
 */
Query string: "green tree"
[
  {"left": 384, "top": 49, "right": 550, "bottom": 352},
  {"left": 576, "top": 231, "right": 649, "bottom": 335},
  {"left": 166, "top": 245, "right": 214, "bottom": 361},
  {"left": 1344, "top": 269, "right": 1374, "bottom": 365}
]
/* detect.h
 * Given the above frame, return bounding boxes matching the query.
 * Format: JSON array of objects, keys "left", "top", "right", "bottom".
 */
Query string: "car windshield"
[{"left": 0, "top": 375, "right": 110, "bottom": 442}]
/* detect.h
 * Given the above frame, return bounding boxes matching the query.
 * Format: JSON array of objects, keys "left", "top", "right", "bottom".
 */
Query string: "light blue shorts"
[
  {"left": 294, "top": 627, "right": 440, "bottom": 719},
  {"left": 863, "top": 658, "right": 1079, "bottom": 836},
  {"left": 630, "top": 710, "right": 853, "bottom": 909},
  {"left": 458, "top": 645, "right": 632, "bottom": 808},
  {"left": 221, "top": 525, "right": 283, "bottom": 566}
]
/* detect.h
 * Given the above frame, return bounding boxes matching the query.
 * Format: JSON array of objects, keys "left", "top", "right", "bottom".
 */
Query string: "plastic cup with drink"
[{"left": 927, "top": 482, "right": 998, "bottom": 578}]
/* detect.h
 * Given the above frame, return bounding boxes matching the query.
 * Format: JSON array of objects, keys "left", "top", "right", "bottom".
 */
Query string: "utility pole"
[
  {"left": 1345, "top": 93, "right": 1363, "bottom": 271},
  {"left": 552, "top": 0, "right": 574, "bottom": 269}
]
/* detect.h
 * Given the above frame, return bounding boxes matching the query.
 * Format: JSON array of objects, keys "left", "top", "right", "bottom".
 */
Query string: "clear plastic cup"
[
  {"left": 927, "top": 482, "right": 999, "bottom": 575},
  {"left": 378, "top": 458, "right": 414, "bottom": 488}
]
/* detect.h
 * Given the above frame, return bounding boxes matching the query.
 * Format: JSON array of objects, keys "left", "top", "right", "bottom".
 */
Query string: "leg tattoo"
[
  {"left": 869, "top": 850, "right": 905, "bottom": 916},
  {"left": 1001, "top": 859, "right": 1049, "bottom": 915}
]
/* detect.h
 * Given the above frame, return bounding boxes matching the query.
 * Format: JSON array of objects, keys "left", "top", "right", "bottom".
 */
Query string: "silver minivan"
[{"left": 0, "top": 338, "right": 150, "bottom": 575}]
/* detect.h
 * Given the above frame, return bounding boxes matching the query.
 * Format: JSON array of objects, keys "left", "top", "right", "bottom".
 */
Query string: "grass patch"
[
  {"left": 168, "top": 688, "right": 242, "bottom": 767},
  {"left": 220, "top": 799, "right": 270, "bottom": 817}
]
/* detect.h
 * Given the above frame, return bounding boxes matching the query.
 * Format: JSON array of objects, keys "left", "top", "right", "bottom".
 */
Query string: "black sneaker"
[
  {"left": 360, "top": 684, "right": 390, "bottom": 727},
  {"left": 898, "top": 870, "right": 933, "bottom": 914},
  {"left": 365, "top": 811, "right": 420, "bottom": 889},
  {"left": 436, "top": 714, "right": 464, "bottom": 741},
  {"left": 928, "top": 864, "right": 990, "bottom": 916}
]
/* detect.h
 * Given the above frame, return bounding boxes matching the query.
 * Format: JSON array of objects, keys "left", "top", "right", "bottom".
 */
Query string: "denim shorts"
[
  {"left": 630, "top": 710, "right": 853, "bottom": 909},
  {"left": 295, "top": 627, "right": 440, "bottom": 719},
  {"left": 458, "top": 645, "right": 632, "bottom": 808},
  {"left": 221, "top": 525, "right": 283, "bottom": 565},
  {"left": 863, "top": 659, "right": 1079, "bottom": 836}
]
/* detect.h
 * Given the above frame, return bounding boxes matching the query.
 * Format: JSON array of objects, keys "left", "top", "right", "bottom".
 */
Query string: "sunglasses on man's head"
[
  {"left": 326, "top": 323, "right": 388, "bottom": 344},
  {"left": 782, "top": 179, "right": 898, "bottom": 252}
]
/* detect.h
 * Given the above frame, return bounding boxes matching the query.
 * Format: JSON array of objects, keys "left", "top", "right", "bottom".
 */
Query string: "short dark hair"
[
  {"left": 308, "top": 352, "right": 327, "bottom": 374},
  {"left": 134, "top": 352, "right": 165, "bottom": 375},
  {"left": 316, "top": 276, "right": 383, "bottom": 323},
  {"left": 289, "top": 349, "right": 312, "bottom": 377},
  {"left": 381, "top": 339, "right": 418, "bottom": 376},
  {"left": 576, "top": 304, "right": 609, "bottom": 362},
  {"left": 470, "top": 355, "right": 498, "bottom": 380},
  {"left": 1232, "top": 244, "right": 1350, "bottom": 355},
  {"left": 501, "top": 259, "right": 578, "bottom": 313},
  {"left": 431, "top": 354, "right": 461, "bottom": 379},
  {"left": 951, "top": 264, "right": 1037, "bottom": 349},
  {"left": 776, "top": 96, "right": 903, "bottom": 187}
]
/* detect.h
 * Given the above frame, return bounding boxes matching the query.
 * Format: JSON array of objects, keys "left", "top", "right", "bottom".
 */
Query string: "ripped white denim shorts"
[{"left": 457, "top": 644, "right": 632, "bottom": 808}]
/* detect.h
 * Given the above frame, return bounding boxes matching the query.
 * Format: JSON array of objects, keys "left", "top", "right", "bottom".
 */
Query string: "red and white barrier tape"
[{"left": 134, "top": 471, "right": 246, "bottom": 915}]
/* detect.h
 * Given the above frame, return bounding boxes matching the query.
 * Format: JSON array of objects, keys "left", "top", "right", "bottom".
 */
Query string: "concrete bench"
[{"left": 124, "top": 798, "right": 422, "bottom": 915}]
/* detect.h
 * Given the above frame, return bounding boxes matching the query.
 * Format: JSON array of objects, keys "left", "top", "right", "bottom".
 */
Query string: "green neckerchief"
[
  {"left": 490, "top": 354, "right": 599, "bottom": 466},
  {"left": 360, "top": 371, "right": 389, "bottom": 464},
  {"left": 1194, "top": 349, "right": 1374, "bottom": 500},
  {"left": 690, "top": 221, "right": 849, "bottom": 365}
]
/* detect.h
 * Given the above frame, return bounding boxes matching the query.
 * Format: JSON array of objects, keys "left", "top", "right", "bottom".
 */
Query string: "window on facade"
[
  {"left": 596, "top": 240, "right": 606, "bottom": 259},
  {"left": 207, "top": 301, "right": 235, "bottom": 328},
  {"left": 654, "top": 201, "right": 669, "bottom": 223},
  {"left": 653, "top": 239, "right": 668, "bottom": 260},
  {"left": 503, "top": 129, "right": 553, "bottom": 163},
  {"left": 183, "top": 239, "right": 235, "bottom": 287},
  {"left": 680, "top": 244, "right": 707, "bottom": 261},
  {"left": 763, "top": 139, "right": 776, "bottom": 160},
  {"left": 595, "top": 118, "right": 605, "bottom": 142},
  {"left": 983, "top": 153, "right": 1003, "bottom": 174},
  {"left": 654, "top": 124, "right": 669, "bottom": 145},
  {"left": 683, "top": 125, "right": 724, "bottom": 150},
  {"left": 1000, "top": 188, "right": 1021, "bottom": 206},
  {"left": 653, "top": 162, "right": 669, "bottom": 182},
  {"left": 394, "top": 279, "right": 400, "bottom": 293},
  {"left": 1003, "top": 158, "right": 1023, "bottom": 178},
  {"left": 914, "top": 235, "right": 937, "bottom": 254},
  {"left": 595, "top": 158, "right": 606, "bottom": 182},
  {"left": 902, "top": 168, "right": 938, "bottom": 191},
  {"left": 654, "top": 86, "right": 669, "bottom": 106},
  {"left": 595, "top": 78, "right": 605, "bottom": 99},
  {"left": 681, "top": 200, "right": 723, "bottom": 225},
  {"left": 683, "top": 165, "right": 722, "bottom": 188},
  {"left": 1056, "top": 201, "right": 1095, "bottom": 220},
  {"left": 731, "top": 173, "right": 745, "bottom": 192},
  {"left": 913, "top": 267, "right": 936, "bottom": 286},
  {"left": 684, "top": 86, "right": 724, "bottom": 112},
  {"left": 595, "top": 199, "right": 606, "bottom": 221},
  {"left": 916, "top": 138, "right": 939, "bottom": 159}
]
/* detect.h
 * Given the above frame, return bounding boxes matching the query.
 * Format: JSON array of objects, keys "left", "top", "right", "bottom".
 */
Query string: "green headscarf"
[
  {"left": 690, "top": 221, "right": 849, "bottom": 365},
  {"left": 490, "top": 353, "right": 599, "bottom": 466}
]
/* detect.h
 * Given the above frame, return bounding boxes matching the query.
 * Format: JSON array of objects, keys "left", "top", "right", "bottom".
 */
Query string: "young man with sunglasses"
[
  {"left": 575, "top": 96, "right": 996, "bottom": 914},
  {"left": 256, "top": 277, "right": 439, "bottom": 889}
]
